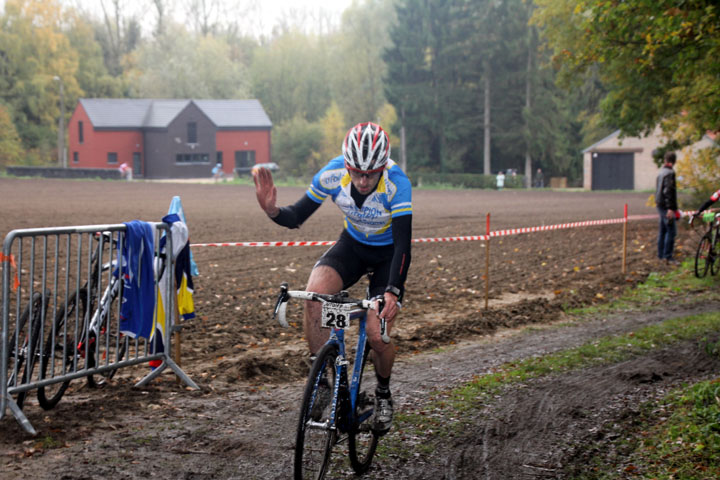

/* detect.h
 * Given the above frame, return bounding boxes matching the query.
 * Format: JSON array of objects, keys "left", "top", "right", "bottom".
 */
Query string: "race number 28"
[{"left": 321, "top": 303, "right": 353, "bottom": 329}]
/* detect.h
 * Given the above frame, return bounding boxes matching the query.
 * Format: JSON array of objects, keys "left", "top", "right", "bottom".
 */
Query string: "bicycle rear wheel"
[
  {"left": 294, "top": 343, "right": 338, "bottom": 480},
  {"left": 348, "top": 344, "right": 379, "bottom": 474},
  {"left": 37, "top": 289, "right": 87, "bottom": 410},
  {"left": 695, "top": 233, "right": 713, "bottom": 278}
]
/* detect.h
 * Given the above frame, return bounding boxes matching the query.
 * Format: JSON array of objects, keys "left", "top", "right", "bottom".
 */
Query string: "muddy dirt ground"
[{"left": 0, "top": 177, "right": 710, "bottom": 479}]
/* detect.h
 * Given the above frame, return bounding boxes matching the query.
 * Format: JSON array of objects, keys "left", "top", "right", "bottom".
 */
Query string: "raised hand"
[{"left": 252, "top": 167, "right": 279, "bottom": 218}]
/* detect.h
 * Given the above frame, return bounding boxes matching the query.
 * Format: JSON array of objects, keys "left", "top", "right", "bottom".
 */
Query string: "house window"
[
  {"left": 216, "top": 151, "right": 223, "bottom": 166},
  {"left": 187, "top": 122, "right": 197, "bottom": 144},
  {"left": 235, "top": 150, "right": 255, "bottom": 168},
  {"left": 78, "top": 121, "right": 84, "bottom": 143},
  {"left": 73, "top": 152, "right": 78, "bottom": 164},
  {"left": 107, "top": 152, "right": 118, "bottom": 164},
  {"left": 175, "top": 153, "right": 210, "bottom": 164}
]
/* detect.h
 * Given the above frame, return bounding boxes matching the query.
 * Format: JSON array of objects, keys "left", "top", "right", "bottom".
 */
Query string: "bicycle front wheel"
[
  {"left": 86, "top": 331, "right": 127, "bottom": 388},
  {"left": 348, "top": 344, "right": 379, "bottom": 474},
  {"left": 294, "top": 343, "right": 338, "bottom": 480},
  {"left": 711, "top": 230, "right": 720, "bottom": 276},
  {"left": 695, "top": 233, "right": 713, "bottom": 278},
  {"left": 38, "top": 289, "right": 87, "bottom": 410},
  {"left": 11, "top": 291, "right": 47, "bottom": 410}
]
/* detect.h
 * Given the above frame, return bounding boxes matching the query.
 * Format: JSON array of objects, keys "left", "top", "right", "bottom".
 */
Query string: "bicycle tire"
[
  {"left": 86, "top": 332, "right": 126, "bottom": 388},
  {"left": 37, "top": 289, "right": 87, "bottom": 410},
  {"left": 9, "top": 291, "right": 47, "bottom": 410},
  {"left": 86, "top": 280, "right": 125, "bottom": 389},
  {"left": 711, "top": 229, "right": 720, "bottom": 276},
  {"left": 348, "top": 343, "right": 379, "bottom": 474},
  {"left": 695, "top": 233, "right": 713, "bottom": 278},
  {"left": 294, "top": 343, "right": 339, "bottom": 480}
]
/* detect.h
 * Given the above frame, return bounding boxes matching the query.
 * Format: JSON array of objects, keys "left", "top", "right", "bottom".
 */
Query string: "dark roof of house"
[{"left": 79, "top": 98, "right": 272, "bottom": 129}]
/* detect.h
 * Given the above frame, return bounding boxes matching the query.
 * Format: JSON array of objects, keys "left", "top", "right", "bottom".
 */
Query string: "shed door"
[{"left": 591, "top": 152, "right": 634, "bottom": 190}]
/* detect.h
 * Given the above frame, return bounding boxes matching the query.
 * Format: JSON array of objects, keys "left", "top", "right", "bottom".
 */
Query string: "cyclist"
[
  {"left": 691, "top": 189, "right": 720, "bottom": 222},
  {"left": 253, "top": 122, "right": 412, "bottom": 434}
]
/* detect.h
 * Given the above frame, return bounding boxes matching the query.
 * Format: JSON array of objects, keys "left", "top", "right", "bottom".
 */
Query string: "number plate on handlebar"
[{"left": 321, "top": 303, "right": 355, "bottom": 329}]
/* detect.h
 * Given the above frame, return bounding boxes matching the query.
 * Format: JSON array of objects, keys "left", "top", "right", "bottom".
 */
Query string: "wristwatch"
[{"left": 384, "top": 285, "right": 401, "bottom": 298}]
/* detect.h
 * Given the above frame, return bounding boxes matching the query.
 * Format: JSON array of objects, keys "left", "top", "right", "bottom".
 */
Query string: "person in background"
[
  {"left": 496, "top": 170, "right": 505, "bottom": 190},
  {"left": 655, "top": 151, "right": 679, "bottom": 264},
  {"left": 534, "top": 168, "right": 544, "bottom": 188},
  {"left": 118, "top": 162, "right": 132, "bottom": 181},
  {"left": 212, "top": 163, "right": 224, "bottom": 182}
]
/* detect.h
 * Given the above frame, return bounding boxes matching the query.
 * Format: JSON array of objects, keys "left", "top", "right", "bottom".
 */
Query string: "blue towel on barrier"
[{"left": 118, "top": 220, "right": 156, "bottom": 339}]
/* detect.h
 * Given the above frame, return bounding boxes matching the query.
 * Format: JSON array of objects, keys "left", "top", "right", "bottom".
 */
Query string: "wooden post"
[
  {"left": 485, "top": 213, "right": 490, "bottom": 310},
  {"left": 622, "top": 203, "right": 628, "bottom": 274}
]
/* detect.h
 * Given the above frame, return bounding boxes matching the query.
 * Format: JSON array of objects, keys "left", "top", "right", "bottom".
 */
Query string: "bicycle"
[
  {"left": 691, "top": 211, "right": 720, "bottom": 278},
  {"left": 37, "top": 231, "right": 128, "bottom": 410},
  {"left": 272, "top": 282, "right": 391, "bottom": 479},
  {"left": 5, "top": 289, "right": 51, "bottom": 410}
]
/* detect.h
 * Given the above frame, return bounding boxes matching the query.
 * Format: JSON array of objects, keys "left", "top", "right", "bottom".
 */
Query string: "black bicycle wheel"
[
  {"left": 12, "top": 291, "right": 47, "bottom": 410},
  {"left": 294, "top": 343, "right": 339, "bottom": 480},
  {"left": 711, "top": 230, "right": 720, "bottom": 276},
  {"left": 37, "top": 289, "right": 87, "bottom": 410},
  {"left": 86, "top": 329, "right": 126, "bottom": 389},
  {"left": 695, "top": 233, "right": 713, "bottom": 278},
  {"left": 348, "top": 344, "right": 379, "bottom": 474}
]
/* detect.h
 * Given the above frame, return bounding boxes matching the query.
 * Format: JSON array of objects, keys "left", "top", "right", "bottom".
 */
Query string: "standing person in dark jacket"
[{"left": 655, "top": 151, "right": 679, "bottom": 263}]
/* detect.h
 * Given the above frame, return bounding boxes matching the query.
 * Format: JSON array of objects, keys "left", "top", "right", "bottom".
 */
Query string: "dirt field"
[{"left": 0, "top": 176, "right": 705, "bottom": 479}]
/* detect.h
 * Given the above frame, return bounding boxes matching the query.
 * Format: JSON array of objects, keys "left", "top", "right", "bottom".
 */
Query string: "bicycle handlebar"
[{"left": 272, "top": 283, "right": 391, "bottom": 343}]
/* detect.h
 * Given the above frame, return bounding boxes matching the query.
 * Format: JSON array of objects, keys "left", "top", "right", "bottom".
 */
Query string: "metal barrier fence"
[{"left": 1, "top": 223, "right": 198, "bottom": 435}]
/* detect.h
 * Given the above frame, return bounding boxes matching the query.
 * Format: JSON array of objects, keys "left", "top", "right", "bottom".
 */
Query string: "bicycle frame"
[
  {"left": 309, "top": 313, "right": 371, "bottom": 433},
  {"left": 274, "top": 283, "right": 387, "bottom": 478}
]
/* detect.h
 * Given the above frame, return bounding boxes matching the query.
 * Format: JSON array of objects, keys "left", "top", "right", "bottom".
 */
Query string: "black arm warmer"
[
  {"left": 388, "top": 214, "right": 412, "bottom": 291},
  {"left": 697, "top": 198, "right": 714, "bottom": 214},
  {"left": 270, "top": 194, "right": 321, "bottom": 229}
]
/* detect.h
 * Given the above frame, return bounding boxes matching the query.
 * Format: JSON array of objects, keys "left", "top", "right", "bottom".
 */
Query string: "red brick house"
[{"left": 67, "top": 99, "right": 272, "bottom": 179}]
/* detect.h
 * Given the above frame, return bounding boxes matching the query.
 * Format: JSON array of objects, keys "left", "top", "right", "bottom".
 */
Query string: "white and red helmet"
[{"left": 342, "top": 122, "right": 390, "bottom": 172}]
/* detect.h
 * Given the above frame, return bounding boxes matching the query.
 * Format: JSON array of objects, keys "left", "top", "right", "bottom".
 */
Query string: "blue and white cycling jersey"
[{"left": 306, "top": 156, "right": 412, "bottom": 246}]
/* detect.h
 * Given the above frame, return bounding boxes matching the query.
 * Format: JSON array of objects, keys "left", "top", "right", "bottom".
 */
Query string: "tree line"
[{"left": 1, "top": 0, "right": 717, "bottom": 187}]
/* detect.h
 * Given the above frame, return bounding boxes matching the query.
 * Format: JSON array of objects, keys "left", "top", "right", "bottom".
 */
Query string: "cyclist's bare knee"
[{"left": 303, "top": 266, "right": 343, "bottom": 353}]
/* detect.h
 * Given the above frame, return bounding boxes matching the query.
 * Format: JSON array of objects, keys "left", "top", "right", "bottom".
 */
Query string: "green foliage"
[
  {"left": 249, "top": 30, "right": 331, "bottom": 124},
  {"left": 676, "top": 144, "right": 720, "bottom": 206},
  {"left": 385, "top": 0, "right": 589, "bottom": 180},
  {"left": 0, "top": 0, "right": 81, "bottom": 159},
  {"left": 271, "top": 116, "right": 324, "bottom": 177},
  {"left": 128, "top": 25, "right": 248, "bottom": 99},
  {"left": 65, "top": 11, "right": 125, "bottom": 98},
  {"left": 330, "top": 0, "right": 396, "bottom": 124},
  {"left": 532, "top": 0, "right": 720, "bottom": 142},
  {"left": 0, "top": 104, "right": 24, "bottom": 167}
]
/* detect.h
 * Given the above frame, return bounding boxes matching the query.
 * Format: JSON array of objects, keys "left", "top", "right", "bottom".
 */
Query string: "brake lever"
[
  {"left": 375, "top": 297, "right": 391, "bottom": 344},
  {"left": 273, "top": 282, "right": 290, "bottom": 327}
]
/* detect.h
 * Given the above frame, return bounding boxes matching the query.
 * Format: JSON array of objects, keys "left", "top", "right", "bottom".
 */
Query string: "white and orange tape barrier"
[{"left": 190, "top": 207, "right": 665, "bottom": 248}]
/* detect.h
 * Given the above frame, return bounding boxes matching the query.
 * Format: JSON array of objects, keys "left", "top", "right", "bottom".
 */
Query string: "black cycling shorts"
[{"left": 315, "top": 230, "right": 398, "bottom": 299}]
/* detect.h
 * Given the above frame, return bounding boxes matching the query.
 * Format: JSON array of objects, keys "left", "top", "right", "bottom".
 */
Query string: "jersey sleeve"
[
  {"left": 388, "top": 167, "right": 413, "bottom": 218},
  {"left": 306, "top": 157, "right": 345, "bottom": 204}
]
